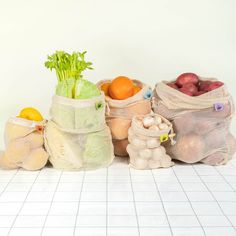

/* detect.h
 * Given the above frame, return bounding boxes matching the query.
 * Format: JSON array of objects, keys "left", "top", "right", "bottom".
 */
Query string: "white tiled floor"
[{"left": 0, "top": 157, "right": 236, "bottom": 236}]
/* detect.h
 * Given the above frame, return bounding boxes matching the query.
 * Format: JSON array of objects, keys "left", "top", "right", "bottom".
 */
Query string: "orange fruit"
[
  {"left": 109, "top": 76, "right": 134, "bottom": 100},
  {"left": 100, "top": 82, "right": 111, "bottom": 96},
  {"left": 133, "top": 85, "right": 141, "bottom": 94}
]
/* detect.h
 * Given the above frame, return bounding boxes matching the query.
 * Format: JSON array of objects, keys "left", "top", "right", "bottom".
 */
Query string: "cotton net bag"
[
  {"left": 97, "top": 80, "right": 152, "bottom": 156},
  {"left": 0, "top": 117, "right": 48, "bottom": 170},
  {"left": 44, "top": 93, "right": 114, "bottom": 170},
  {"left": 152, "top": 77, "right": 236, "bottom": 165},
  {"left": 127, "top": 114, "right": 175, "bottom": 170}
]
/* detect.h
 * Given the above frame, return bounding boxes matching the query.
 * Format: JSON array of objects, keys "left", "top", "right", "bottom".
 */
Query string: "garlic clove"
[
  {"left": 148, "top": 125, "right": 160, "bottom": 131},
  {"left": 133, "top": 158, "right": 148, "bottom": 169},
  {"left": 136, "top": 119, "right": 144, "bottom": 127},
  {"left": 142, "top": 116, "right": 155, "bottom": 128},
  {"left": 139, "top": 148, "right": 152, "bottom": 159},
  {"left": 155, "top": 116, "right": 162, "bottom": 125},
  {"left": 158, "top": 123, "right": 169, "bottom": 130},
  {"left": 146, "top": 139, "right": 160, "bottom": 148},
  {"left": 132, "top": 138, "right": 146, "bottom": 149}
]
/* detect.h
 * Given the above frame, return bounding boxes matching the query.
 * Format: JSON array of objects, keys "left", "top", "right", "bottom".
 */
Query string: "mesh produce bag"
[
  {"left": 44, "top": 94, "right": 114, "bottom": 170},
  {"left": 127, "top": 114, "right": 175, "bottom": 169},
  {"left": 0, "top": 117, "right": 48, "bottom": 170},
  {"left": 97, "top": 80, "right": 152, "bottom": 156},
  {"left": 152, "top": 78, "right": 236, "bottom": 165}
]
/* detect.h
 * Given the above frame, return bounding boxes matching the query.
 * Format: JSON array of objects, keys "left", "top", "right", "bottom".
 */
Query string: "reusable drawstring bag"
[
  {"left": 0, "top": 117, "right": 49, "bottom": 170},
  {"left": 44, "top": 93, "right": 115, "bottom": 170},
  {"left": 152, "top": 78, "right": 236, "bottom": 165},
  {"left": 97, "top": 80, "right": 152, "bottom": 156},
  {"left": 127, "top": 114, "right": 175, "bottom": 169}
]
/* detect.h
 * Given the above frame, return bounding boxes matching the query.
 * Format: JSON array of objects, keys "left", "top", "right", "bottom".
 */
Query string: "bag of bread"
[
  {"left": 97, "top": 78, "right": 152, "bottom": 156},
  {"left": 152, "top": 76, "right": 236, "bottom": 165},
  {"left": 127, "top": 114, "right": 175, "bottom": 169}
]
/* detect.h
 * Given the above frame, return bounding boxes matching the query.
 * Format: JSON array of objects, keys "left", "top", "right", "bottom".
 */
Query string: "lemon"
[{"left": 18, "top": 107, "right": 43, "bottom": 122}]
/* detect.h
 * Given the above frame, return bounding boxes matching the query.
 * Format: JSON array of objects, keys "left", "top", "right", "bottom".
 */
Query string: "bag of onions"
[
  {"left": 127, "top": 114, "right": 175, "bottom": 169},
  {"left": 152, "top": 73, "right": 236, "bottom": 165},
  {"left": 97, "top": 76, "right": 152, "bottom": 156}
]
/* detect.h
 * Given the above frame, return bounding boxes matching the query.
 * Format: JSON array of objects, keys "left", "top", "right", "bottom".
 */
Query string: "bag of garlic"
[
  {"left": 127, "top": 114, "right": 175, "bottom": 169},
  {"left": 44, "top": 94, "right": 115, "bottom": 170},
  {"left": 152, "top": 78, "right": 236, "bottom": 165},
  {"left": 97, "top": 79, "right": 152, "bottom": 156}
]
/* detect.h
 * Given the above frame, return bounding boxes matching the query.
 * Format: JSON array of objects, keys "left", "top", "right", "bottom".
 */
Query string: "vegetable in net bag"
[
  {"left": 0, "top": 118, "right": 49, "bottom": 170},
  {"left": 97, "top": 80, "right": 152, "bottom": 156},
  {"left": 152, "top": 78, "right": 236, "bottom": 165},
  {"left": 127, "top": 114, "right": 175, "bottom": 169},
  {"left": 44, "top": 93, "right": 114, "bottom": 170}
]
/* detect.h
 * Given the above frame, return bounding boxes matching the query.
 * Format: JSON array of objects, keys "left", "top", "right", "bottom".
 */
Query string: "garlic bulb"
[
  {"left": 146, "top": 138, "right": 160, "bottom": 148},
  {"left": 132, "top": 138, "right": 146, "bottom": 149},
  {"left": 142, "top": 116, "right": 155, "bottom": 128},
  {"left": 153, "top": 147, "right": 164, "bottom": 159},
  {"left": 148, "top": 125, "right": 160, "bottom": 131},
  {"left": 159, "top": 123, "right": 169, "bottom": 130},
  {"left": 133, "top": 158, "right": 148, "bottom": 169},
  {"left": 149, "top": 159, "right": 161, "bottom": 169},
  {"left": 155, "top": 116, "right": 162, "bottom": 125},
  {"left": 136, "top": 119, "right": 144, "bottom": 127},
  {"left": 139, "top": 148, "right": 152, "bottom": 159}
]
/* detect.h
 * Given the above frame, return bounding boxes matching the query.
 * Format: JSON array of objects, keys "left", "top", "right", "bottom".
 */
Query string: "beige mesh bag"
[
  {"left": 127, "top": 114, "right": 175, "bottom": 169},
  {"left": 97, "top": 80, "right": 152, "bottom": 156},
  {"left": 44, "top": 93, "right": 114, "bottom": 170},
  {"left": 152, "top": 78, "right": 236, "bottom": 165}
]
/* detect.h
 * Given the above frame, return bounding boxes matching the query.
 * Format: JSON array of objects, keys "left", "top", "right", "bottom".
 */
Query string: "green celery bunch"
[{"left": 45, "top": 51, "right": 100, "bottom": 99}]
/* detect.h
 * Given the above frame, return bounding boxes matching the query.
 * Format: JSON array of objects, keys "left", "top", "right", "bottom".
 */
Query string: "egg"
[
  {"left": 142, "top": 116, "right": 155, "bottom": 128},
  {"left": 146, "top": 138, "right": 160, "bottom": 148},
  {"left": 158, "top": 123, "right": 169, "bottom": 130},
  {"left": 139, "top": 148, "right": 152, "bottom": 159}
]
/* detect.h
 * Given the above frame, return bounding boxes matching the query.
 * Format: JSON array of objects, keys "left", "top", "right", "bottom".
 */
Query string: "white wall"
[{"left": 0, "top": 0, "right": 236, "bottom": 149}]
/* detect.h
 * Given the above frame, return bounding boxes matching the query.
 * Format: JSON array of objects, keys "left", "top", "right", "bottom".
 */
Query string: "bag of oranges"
[{"left": 97, "top": 76, "right": 152, "bottom": 156}]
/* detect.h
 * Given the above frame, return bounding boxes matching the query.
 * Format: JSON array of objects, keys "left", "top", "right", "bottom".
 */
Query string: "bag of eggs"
[
  {"left": 152, "top": 78, "right": 236, "bottom": 165},
  {"left": 127, "top": 114, "right": 175, "bottom": 169}
]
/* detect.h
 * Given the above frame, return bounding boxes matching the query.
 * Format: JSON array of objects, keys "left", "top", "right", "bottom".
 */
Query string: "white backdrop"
[{"left": 0, "top": 0, "right": 236, "bottom": 149}]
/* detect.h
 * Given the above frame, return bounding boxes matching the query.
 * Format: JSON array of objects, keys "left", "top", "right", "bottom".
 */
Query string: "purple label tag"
[{"left": 214, "top": 103, "right": 224, "bottom": 111}]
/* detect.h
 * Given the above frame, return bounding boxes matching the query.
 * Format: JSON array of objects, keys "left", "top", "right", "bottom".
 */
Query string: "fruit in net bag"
[
  {"left": 109, "top": 76, "right": 134, "bottom": 100},
  {"left": 171, "top": 133, "right": 205, "bottom": 163},
  {"left": 176, "top": 73, "right": 199, "bottom": 87}
]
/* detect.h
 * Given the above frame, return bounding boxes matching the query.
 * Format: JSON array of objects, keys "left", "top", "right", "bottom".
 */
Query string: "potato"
[{"left": 171, "top": 133, "right": 205, "bottom": 163}]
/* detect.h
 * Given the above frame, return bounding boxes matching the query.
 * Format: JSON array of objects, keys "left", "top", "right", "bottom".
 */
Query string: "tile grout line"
[
  {"left": 40, "top": 170, "right": 63, "bottom": 236},
  {"left": 172, "top": 166, "right": 206, "bottom": 236},
  {"left": 213, "top": 166, "right": 236, "bottom": 192},
  {"left": 73, "top": 170, "right": 85, "bottom": 236},
  {"left": 128, "top": 168, "right": 141, "bottom": 236},
  {"left": 151, "top": 170, "right": 174, "bottom": 236},
  {"left": 106, "top": 167, "right": 108, "bottom": 236},
  {"left": 0, "top": 170, "right": 19, "bottom": 197},
  {"left": 192, "top": 165, "right": 236, "bottom": 231},
  {"left": 7, "top": 170, "right": 41, "bottom": 236}
]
